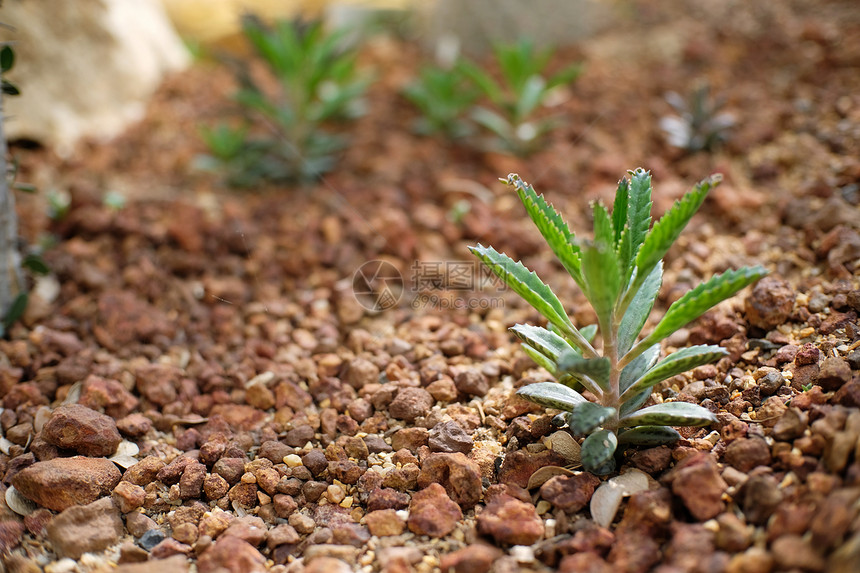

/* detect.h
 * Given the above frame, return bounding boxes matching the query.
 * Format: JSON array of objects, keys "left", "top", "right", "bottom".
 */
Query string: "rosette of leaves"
[
  {"left": 401, "top": 65, "right": 479, "bottom": 139},
  {"left": 200, "top": 15, "right": 370, "bottom": 186},
  {"left": 660, "top": 81, "right": 735, "bottom": 153},
  {"left": 469, "top": 169, "right": 767, "bottom": 475},
  {"left": 458, "top": 38, "right": 581, "bottom": 156}
]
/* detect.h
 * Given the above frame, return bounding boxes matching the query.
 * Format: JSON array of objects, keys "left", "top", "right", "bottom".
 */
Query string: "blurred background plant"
[
  {"left": 198, "top": 14, "right": 371, "bottom": 186},
  {"left": 659, "top": 81, "right": 735, "bottom": 153},
  {"left": 401, "top": 64, "right": 478, "bottom": 139},
  {"left": 457, "top": 38, "right": 582, "bottom": 156}
]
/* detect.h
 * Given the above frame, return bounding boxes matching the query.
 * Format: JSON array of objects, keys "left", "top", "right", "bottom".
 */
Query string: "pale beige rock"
[
  {"left": 1, "top": 0, "right": 189, "bottom": 154},
  {"left": 46, "top": 497, "right": 124, "bottom": 559}
]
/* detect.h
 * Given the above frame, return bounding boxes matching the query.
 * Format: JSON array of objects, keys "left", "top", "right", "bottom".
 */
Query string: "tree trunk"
[{"left": 0, "top": 73, "right": 23, "bottom": 319}]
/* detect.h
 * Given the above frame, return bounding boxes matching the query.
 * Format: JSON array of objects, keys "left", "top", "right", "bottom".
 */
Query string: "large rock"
[
  {"left": 46, "top": 497, "right": 124, "bottom": 559},
  {"left": 41, "top": 403, "right": 122, "bottom": 457},
  {"left": 2, "top": 0, "right": 189, "bottom": 154},
  {"left": 11, "top": 456, "right": 122, "bottom": 512}
]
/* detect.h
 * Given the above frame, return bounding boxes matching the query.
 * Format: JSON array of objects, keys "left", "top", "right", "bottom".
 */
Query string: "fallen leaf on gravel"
[
  {"left": 5, "top": 486, "right": 38, "bottom": 516},
  {"left": 545, "top": 430, "right": 582, "bottom": 465},
  {"left": 526, "top": 465, "right": 577, "bottom": 490},
  {"left": 591, "top": 468, "right": 651, "bottom": 527}
]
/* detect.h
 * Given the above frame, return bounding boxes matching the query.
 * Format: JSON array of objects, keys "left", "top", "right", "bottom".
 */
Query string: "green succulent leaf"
[
  {"left": 506, "top": 174, "right": 583, "bottom": 287},
  {"left": 512, "top": 324, "right": 577, "bottom": 361},
  {"left": 619, "top": 343, "right": 661, "bottom": 394},
  {"left": 520, "top": 343, "right": 559, "bottom": 373},
  {"left": 579, "top": 324, "right": 599, "bottom": 343},
  {"left": 568, "top": 402, "right": 617, "bottom": 435},
  {"left": 617, "top": 425, "right": 682, "bottom": 446},
  {"left": 634, "top": 266, "right": 769, "bottom": 358},
  {"left": 22, "top": 254, "right": 50, "bottom": 276},
  {"left": 581, "top": 429, "right": 618, "bottom": 474},
  {"left": 617, "top": 262, "right": 663, "bottom": 355},
  {"left": 2, "top": 292, "right": 28, "bottom": 331},
  {"left": 620, "top": 169, "right": 653, "bottom": 275},
  {"left": 580, "top": 241, "right": 621, "bottom": 325},
  {"left": 517, "top": 381, "right": 587, "bottom": 411},
  {"left": 558, "top": 351, "right": 610, "bottom": 394},
  {"left": 619, "top": 402, "right": 717, "bottom": 428},
  {"left": 469, "top": 244, "right": 568, "bottom": 325},
  {"left": 0, "top": 46, "right": 14, "bottom": 72},
  {"left": 611, "top": 177, "right": 629, "bottom": 245},
  {"left": 515, "top": 75, "right": 547, "bottom": 120},
  {"left": 592, "top": 202, "right": 615, "bottom": 249},
  {"left": 519, "top": 339, "right": 585, "bottom": 392},
  {"left": 634, "top": 174, "right": 718, "bottom": 288},
  {"left": 546, "top": 62, "right": 583, "bottom": 90},
  {"left": 621, "top": 344, "right": 728, "bottom": 402},
  {"left": 552, "top": 323, "right": 597, "bottom": 345},
  {"left": 619, "top": 389, "right": 651, "bottom": 417}
]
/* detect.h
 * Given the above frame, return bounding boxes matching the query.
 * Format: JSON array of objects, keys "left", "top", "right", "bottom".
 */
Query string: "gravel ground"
[{"left": 2, "top": 1, "right": 860, "bottom": 572}]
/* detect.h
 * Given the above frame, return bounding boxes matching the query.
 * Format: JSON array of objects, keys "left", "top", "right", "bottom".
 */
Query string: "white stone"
[{"left": 2, "top": 0, "right": 189, "bottom": 155}]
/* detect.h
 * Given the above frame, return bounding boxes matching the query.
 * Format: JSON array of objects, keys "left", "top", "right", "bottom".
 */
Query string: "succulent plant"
[
  {"left": 469, "top": 169, "right": 767, "bottom": 474},
  {"left": 458, "top": 38, "right": 582, "bottom": 156},
  {"left": 200, "top": 15, "right": 370, "bottom": 186},
  {"left": 660, "top": 81, "right": 735, "bottom": 153}
]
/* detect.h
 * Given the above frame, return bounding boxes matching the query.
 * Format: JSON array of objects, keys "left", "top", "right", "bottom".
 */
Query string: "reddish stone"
[
  {"left": 78, "top": 375, "right": 139, "bottom": 419},
  {"left": 724, "top": 437, "right": 771, "bottom": 472},
  {"left": 497, "top": 449, "right": 569, "bottom": 489},
  {"left": 440, "top": 544, "right": 502, "bottom": 573},
  {"left": 366, "top": 509, "right": 406, "bottom": 536},
  {"left": 617, "top": 488, "right": 673, "bottom": 537},
  {"left": 12, "top": 456, "right": 121, "bottom": 512},
  {"left": 666, "top": 453, "right": 727, "bottom": 521},
  {"left": 46, "top": 497, "right": 124, "bottom": 559},
  {"left": 476, "top": 494, "right": 544, "bottom": 545},
  {"left": 122, "top": 455, "right": 165, "bottom": 486},
  {"left": 407, "top": 483, "right": 462, "bottom": 538},
  {"left": 417, "top": 452, "right": 482, "bottom": 508},
  {"left": 0, "top": 521, "right": 24, "bottom": 553},
  {"left": 197, "top": 535, "right": 266, "bottom": 573},
  {"left": 559, "top": 552, "right": 613, "bottom": 573},
  {"left": 209, "top": 404, "right": 265, "bottom": 432},
  {"left": 42, "top": 403, "right": 122, "bottom": 457},
  {"left": 607, "top": 529, "right": 661, "bottom": 573},
  {"left": 744, "top": 276, "right": 796, "bottom": 330},
  {"left": 540, "top": 473, "right": 601, "bottom": 513},
  {"left": 389, "top": 387, "right": 435, "bottom": 422},
  {"left": 116, "top": 413, "right": 153, "bottom": 438},
  {"left": 390, "top": 427, "right": 428, "bottom": 452},
  {"left": 94, "top": 291, "right": 174, "bottom": 350}
]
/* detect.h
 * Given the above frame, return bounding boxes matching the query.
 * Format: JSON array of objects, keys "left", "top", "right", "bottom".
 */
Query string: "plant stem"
[{"left": 0, "top": 75, "right": 23, "bottom": 319}]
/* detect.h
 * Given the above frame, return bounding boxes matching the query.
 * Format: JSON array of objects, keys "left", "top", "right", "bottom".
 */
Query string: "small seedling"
[
  {"left": 458, "top": 38, "right": 581, "bottom": 155},
  {"left": 201, "top": 15, "right": 370, "bottom": 185},
  {"left": 470, "top": 169, "right": 767, "bottom": 474},
  {"left": 1, "top": 45, "right": 19, "bottom": 96},
  {"left": 660, "top": 81, "right": 735, "bottom": 153},
  {"left": 401, "top": 65, "right": 479, "bottom": 139}
]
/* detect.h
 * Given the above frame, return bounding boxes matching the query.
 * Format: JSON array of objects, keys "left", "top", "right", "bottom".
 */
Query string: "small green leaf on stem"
[
  {"left": 640, "top": 266, "right": 769, "bottom": 352},
  {"left": 517, "top": 382, "right": 587, "bottom": 411},
  {"left": 634, "top": 174, "right": 719, "bottom": 285},
  {"left": 619, "top": 402, "right": 717, "bottom": 428},
  {"left": 618, "top": 425, "right": 682, "bottom": 446},
  {"left": 568, "top": 402, "right": 616, "bottom": 435},
  {"left": 581, "top": 429, "right": 618, "bottom": 474},
  {"left": 621, "top": 344, "right": 727, "bottom": 402},
  {"left": 558, "top": 351, "right": 610, "bottom": 394}
]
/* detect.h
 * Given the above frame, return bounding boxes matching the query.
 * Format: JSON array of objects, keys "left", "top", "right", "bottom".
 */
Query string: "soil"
[{"left": 2, "top": 1, "right": 860, "bottom": 572}]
